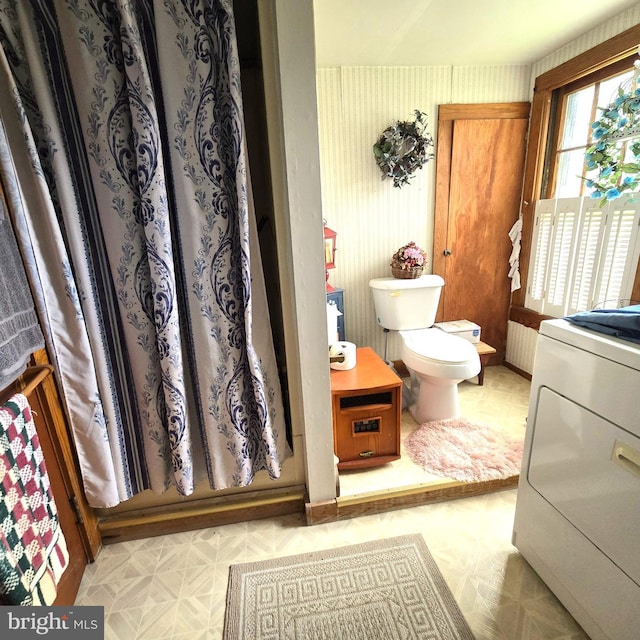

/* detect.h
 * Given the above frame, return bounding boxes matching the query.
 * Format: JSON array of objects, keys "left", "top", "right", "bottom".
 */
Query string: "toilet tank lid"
[{"left": 369, "top": 274, "right": 444, "bottom": 290}]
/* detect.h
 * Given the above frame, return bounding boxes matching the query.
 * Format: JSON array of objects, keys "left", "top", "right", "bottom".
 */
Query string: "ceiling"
[{"left": 313, "top": 0, "right": 639, "bottom": 67}]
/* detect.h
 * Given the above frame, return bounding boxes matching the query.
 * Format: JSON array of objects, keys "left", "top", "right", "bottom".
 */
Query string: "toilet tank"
[{"left": 369, "top": 274, "right": 444, "bottom": 330}]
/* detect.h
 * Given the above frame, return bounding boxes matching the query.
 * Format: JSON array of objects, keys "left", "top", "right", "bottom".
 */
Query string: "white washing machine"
[{"left": 513, "top": 318, "right": 640, "bottom": 640}]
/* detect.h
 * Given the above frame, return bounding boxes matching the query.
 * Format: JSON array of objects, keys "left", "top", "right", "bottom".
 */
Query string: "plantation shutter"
[
  {"left": 542, "top": 198, "right": 580, "bottom": 318},
  {"left": 593, "top": 196, "right": 640, "bottom": 308},
  {"left": 525, "top": 196, "right": 640, "bottom": 317},
  {"left": 525, "top": 199, "right": 555, "bottom": 313},
  {"left": 566, "top": 200, "right": 606, "bottom": 315}
]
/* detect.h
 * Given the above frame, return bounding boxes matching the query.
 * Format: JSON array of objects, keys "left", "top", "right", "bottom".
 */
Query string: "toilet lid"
[{"left": 400, "top": 328, "right": 477, "bottom": 364}]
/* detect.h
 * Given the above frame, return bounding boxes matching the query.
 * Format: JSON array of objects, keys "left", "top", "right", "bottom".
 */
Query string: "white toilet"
[{"left": 369, "top": 275, "right": 480, "bottom": 423}]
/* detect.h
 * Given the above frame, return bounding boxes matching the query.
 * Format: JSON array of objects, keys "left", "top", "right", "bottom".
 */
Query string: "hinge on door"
[{"left": 69, "top": 495, "right": 84, "bottom": 525}]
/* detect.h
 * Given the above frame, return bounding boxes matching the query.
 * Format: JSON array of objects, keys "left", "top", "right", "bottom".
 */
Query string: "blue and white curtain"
[{"left": 0, "top": 0, "right": 290, "bottom": 507}]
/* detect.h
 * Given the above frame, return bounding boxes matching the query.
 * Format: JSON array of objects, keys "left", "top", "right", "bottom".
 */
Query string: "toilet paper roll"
[
  {"left": 326, "top": 302, "right": 342, "bottom": 345},
  {"left": 329, "top": 341, "right": 357, "bottom": 370}
]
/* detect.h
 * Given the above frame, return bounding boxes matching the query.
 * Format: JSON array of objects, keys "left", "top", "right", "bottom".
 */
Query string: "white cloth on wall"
[{"left": 508, "top": 217, "right": 523, "bottom": 293}]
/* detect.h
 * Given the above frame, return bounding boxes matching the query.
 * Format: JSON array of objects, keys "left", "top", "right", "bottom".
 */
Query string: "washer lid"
[
  {"left": 540, "top": 318, "right": 640, "bottom": 371},
  {"left": 401, "top": 328, "right": 477, "bottom": 364}
]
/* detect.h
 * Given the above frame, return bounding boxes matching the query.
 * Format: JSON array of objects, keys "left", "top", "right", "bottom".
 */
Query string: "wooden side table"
[
  {"left": 330, "top": 347, "right": 402, "bottom": 470},
  {"left": 475, "top": 341, "right": 496, "bottom": 385}
]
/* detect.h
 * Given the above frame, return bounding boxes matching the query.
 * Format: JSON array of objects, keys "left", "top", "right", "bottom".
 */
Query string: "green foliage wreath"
[
  {"left": 584, "top": 86, "right": 640, "bottom": 202},
  {"left": 372, "top": 110, "right": 435, "bottom": 188}
]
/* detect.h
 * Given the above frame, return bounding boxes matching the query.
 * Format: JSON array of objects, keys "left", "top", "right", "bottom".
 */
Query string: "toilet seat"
[
  {"left": 399, "top": 328, "right": 480, "bottom": 380},
  {"left": 400, "top": 328, "right": 478, "bottom": 364}
]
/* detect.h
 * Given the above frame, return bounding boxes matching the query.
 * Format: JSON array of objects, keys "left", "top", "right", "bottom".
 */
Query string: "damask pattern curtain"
[{"left": 0, "top": 0, "right": 290, "bottom": 507}]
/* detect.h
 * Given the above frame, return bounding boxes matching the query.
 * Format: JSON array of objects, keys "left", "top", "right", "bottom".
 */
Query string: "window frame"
[
  {"left": 546, "top": 57, "right": 636, "bottom": 199},
  {"left": 511, "top": 24, "right": 640, "bottom": 330}
]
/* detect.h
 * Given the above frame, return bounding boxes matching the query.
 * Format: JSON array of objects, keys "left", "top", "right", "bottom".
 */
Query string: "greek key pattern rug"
[{"left": 223, "top": 533, "right": 474, "bottom": 639}]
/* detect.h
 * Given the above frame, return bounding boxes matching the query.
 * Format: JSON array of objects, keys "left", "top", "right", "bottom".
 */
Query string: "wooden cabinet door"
[{"left": 434, "top": 103, "right": 529, "bottom": 363}]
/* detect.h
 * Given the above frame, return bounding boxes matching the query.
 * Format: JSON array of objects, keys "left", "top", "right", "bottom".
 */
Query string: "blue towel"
[{"left": 564, "top": 305, "right": 640, "bottom": 344}]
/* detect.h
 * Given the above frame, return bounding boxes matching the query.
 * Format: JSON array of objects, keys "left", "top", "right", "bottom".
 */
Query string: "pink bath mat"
[{"left": 405, "top": 417, "right": 524, "bottom": 483}]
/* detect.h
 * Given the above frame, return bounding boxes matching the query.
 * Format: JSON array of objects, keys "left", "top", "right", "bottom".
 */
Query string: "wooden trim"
[
  {"left": 511, "top": 89, "right": 552, "bottom": 309},
  {"left": 503, "top": 361, "right": 532, "bottom": 382},
  {"left": 509, "top": 305, "right": 552, "bottom": 331},
  {"left": 31, "top": 349, "right": 102, "bottom": 561},
  {"left": 433, "top": 115, "right": 453, "bottom": 279},
  {"left": 99, "top": 488, "right": 306, "bottom": 544},
  {"left": 305, "top": 499, "right": 338, "bottom": 525},
  {"left": 391, "top": 360, "right": 409, "bottom": 378},
  {"left": 632, "top": 261, "right": 640, "bottom": 304},
  {"left": 305, "top": 477, "right": 519, "bottom": 524},
  {"left": 536, "top": 24, "right": 640, "bottom": 91},
  {"left": 438, "top": 103, "right": 530, "bottom": 121}
]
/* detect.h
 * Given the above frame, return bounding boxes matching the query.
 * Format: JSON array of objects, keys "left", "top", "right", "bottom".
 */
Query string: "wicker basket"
[{"left": 391, "top": 266, "right": 423, "bottom": 279}]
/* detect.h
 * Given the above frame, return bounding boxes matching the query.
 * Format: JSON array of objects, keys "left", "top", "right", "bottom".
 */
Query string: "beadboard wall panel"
[
  {"left": 317, "top": 65, "right": 530, "bottom": 360},
  {"left": 505, "top": 320, "right": 539, "bottom": 375},
  {"left": 451, "top": 66, "right": 531, "bottom": 103},
  {"left": 531, "top": 4, "right": 640, "bottom": 80}
]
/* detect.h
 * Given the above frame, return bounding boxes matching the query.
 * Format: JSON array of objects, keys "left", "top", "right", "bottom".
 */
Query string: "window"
[
  {"left": 517, "top": 38, "right": 640, "bottom": 321},
  {"left": 552, "top": 67, "right": 635, "bottom": 198},
  {"left": 526, "top": 196, "right": 640, "bottom": 315}
]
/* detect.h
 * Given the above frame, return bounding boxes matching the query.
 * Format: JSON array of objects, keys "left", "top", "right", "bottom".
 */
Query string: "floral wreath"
[
  {"left": 373, "top": 110, "right": 435, "bottom": 188},
  {"left": 583, "top": 85, "right": 640, "bottom": 202}
]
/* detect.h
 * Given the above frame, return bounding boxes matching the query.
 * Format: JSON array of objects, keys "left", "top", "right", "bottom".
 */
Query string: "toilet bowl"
[
  {"left": 400, "top": 328, "right": 480, "bottom": 423},
  {"left": 368, "top": 275, "right": 481, "bottom": 423}
]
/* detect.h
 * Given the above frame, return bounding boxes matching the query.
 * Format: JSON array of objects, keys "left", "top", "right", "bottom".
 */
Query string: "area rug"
[
  {"left": 223, "top": 534, "right": 474, "bottom": 639},
  {"left": 405, "top": 417, "right": 523, "bottom": 482}
]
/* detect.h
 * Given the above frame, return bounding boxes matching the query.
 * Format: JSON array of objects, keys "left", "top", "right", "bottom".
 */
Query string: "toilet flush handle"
[{"left": 443, "top": 249, "right": 452, "bottom": 256}]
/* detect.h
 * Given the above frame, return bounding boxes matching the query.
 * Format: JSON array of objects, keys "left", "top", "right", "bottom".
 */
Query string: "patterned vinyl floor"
[{"left": 75, "top": 367, "right": 590, "bottom": 639}]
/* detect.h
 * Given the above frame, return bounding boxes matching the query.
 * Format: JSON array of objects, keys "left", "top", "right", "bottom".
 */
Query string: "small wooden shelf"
[
  {"left": 475, "top": 341, "right": 496, "bottom": 386},
  {"left": 330, "top": 347, "right": 402, "bottom": 470}
]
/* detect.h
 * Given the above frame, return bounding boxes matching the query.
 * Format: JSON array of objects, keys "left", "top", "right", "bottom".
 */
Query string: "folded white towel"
[{"left": 507, "top": 218, "right": 522, "bottom": 292}]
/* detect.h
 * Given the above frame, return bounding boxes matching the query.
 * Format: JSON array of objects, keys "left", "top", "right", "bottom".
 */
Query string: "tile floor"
[{"left": 75, "top": 366, "right": 590, "bottom": 640}]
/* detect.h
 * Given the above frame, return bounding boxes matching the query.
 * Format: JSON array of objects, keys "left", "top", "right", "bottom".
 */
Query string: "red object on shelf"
[{"left": 324, "top": 222, "right": 337, "bottom": 292}]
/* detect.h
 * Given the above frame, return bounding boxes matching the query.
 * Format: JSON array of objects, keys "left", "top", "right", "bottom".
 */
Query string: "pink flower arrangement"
[{"left": 390, "top": 241, "right": 428, "bottom": 270}]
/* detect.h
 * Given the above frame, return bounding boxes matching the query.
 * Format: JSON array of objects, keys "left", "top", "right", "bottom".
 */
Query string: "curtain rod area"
[{"left": 0, "top": 364, "right": 54, "bottom": 405}]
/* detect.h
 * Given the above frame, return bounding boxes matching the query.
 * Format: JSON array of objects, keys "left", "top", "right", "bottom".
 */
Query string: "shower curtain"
[{"left": 0, "top": 0, "right": 290, "bottom": 508}]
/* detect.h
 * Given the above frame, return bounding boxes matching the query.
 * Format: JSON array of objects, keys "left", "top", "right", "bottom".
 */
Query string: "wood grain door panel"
[{"left": 434, "top": 104, "right": 529, "bottom": 363}]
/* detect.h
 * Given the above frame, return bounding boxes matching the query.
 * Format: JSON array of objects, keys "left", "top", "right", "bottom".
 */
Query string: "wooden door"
[{"left": 434, "top": 103, "right": 529, "bottom": 363}]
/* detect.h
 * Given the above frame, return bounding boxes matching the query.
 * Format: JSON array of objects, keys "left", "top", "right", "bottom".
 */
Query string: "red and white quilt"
[{"left": 0, "top": 393, "right": 68, "bottom": 605}]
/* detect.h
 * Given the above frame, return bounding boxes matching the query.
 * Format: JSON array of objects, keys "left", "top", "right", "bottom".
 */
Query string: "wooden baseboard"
[
  {"left": 305, "top": 476, "right": 519, "bottom": 524},
  {"left": 503, "top": 361, "right": 532, "bottom": 381},
  {"left": 391, "top": 360, "right": 409, "bottom": 377},
  {"left": 98, "top": 487, "right": 306, "bottom": 545}
]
